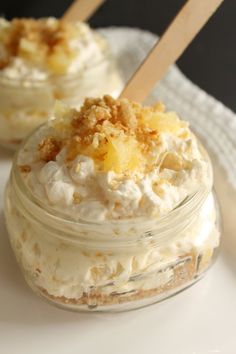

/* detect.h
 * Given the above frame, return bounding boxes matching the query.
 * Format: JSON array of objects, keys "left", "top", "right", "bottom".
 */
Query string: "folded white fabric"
[{"left": 100, "top": 27, "right": 236, "bottom": 191}]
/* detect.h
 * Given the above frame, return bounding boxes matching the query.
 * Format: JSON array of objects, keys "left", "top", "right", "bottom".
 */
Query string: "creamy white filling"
[
  {"left": 6, "top": 184, "right": 219, "bottom": 299},
  {"left": 21, "top": 131, "right": 210, "bottom": 221}
]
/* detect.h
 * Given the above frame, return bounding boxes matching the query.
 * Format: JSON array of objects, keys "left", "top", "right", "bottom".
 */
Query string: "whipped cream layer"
[
  {"left": 0, "top": 17, "right": 107, "bottom": 80},
  {"left": 6, "top": 183, "right": 219, "bottom": 299},
  {"left": 18, "top": 97, "right": 211, "bottom": 221}
]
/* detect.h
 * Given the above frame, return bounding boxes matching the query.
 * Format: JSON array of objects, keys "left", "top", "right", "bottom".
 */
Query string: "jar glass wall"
[
  {"left": 4, "top": 147, "right": 221, "bottom": 312},
  {"left": 0, "top": 50, "right": 123, "bottom": 150}
]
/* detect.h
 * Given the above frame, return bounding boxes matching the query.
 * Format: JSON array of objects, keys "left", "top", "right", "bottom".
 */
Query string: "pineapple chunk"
[
  {"left": 161, "top": 152, "right": 191, "bottom": 171},
  {"left": 47, "top": 49, "right": 72, "bottom": 75},
  {"left": 18, "top": 38, "right": 46, "bottom": 65},
  {"left": 142, "top": 111, "right": 187, "bottom": 133},
  {"left": 50, "top": 101, "right": 73, "bottom": 137},
  {"left": 40, "top": 96, "right": 192, "bottom": 174},
  {"left": 103, "top": 136, "right": 141, "bottom": 173},
  {"left": 18, "top": 38, "right": 37, "bottom": 57}
]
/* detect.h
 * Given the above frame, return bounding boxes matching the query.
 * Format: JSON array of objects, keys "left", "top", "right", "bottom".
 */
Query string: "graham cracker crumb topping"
[
  {"left": 38, "top": 136, "right": 62, "bottom": 162},
  {"left": 38, "top": 96, "right": 189, "bottom": 173}
]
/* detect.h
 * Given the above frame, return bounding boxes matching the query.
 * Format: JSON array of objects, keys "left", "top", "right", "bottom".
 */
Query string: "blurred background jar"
[
  {"left": 0, "top": 18, "right": 123, "bottom": 149},
  {"left": 0, "top": 54, "right": 123, "bottom": 149}
]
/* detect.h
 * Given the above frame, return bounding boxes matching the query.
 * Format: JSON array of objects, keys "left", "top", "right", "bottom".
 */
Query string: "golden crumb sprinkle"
[
  {"left": 19, "top": 164, "right": 31, "bottom": 173},
  {"left": 0, "top": 18, "right": 83, "bottom": 74},
  {"left": 38, "top": 96, "right": 189, "bottom": 173},
  {"left": 38, "top": 136, "right": 62, "bottom": 162},
  {"left": 73, "top": 192, "right": 81, "bottom": 204}
]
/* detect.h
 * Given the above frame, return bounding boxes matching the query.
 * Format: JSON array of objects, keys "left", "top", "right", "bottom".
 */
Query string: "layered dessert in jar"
[
  {"left": 0, "top": 18, "right": 123, "bottom": 149},
  {"left": 4, "top": 96, "right": 221, "bottom": 311}
]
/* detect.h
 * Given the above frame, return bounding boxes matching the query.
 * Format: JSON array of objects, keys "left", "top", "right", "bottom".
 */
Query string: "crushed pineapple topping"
[
  {"left": 38, "top": 95, "right": 188, "bottom": 174},
  {"left": 17, "top": 96, "right": 210, "bottom": 221},
  {"left": 0, "top": 17, "right": 106, "bottom": 76}
]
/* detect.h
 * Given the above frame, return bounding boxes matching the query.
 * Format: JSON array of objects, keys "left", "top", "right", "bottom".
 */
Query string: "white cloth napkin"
[
  {"left": 100, "top": 27, "right": 236, "bottom": 192},
  {"left": 100, "top": 27, "right": 236, "bottom": 258}
]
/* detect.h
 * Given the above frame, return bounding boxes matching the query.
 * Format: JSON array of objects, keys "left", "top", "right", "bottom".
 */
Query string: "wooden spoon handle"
[
  {"left": 63, "top": 0, "right": 105, "bottom": 22},
  {"left": 120, "top": 0, "right": 224, "bottom": 102}
]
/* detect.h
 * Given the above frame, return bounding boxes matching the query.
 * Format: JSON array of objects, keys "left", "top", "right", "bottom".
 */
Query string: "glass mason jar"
[
  {"left": 4, "top": 145, "right": 221, "bottom": 312},
  {"left": 0, "top": 49, "right": 123, "bottom": 150}
]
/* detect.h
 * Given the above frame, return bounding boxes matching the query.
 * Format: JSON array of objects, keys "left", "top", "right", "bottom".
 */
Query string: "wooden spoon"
[
  {"left": 63, "top": 0, "right": 105, "bottom": 22},
  {"left": 120, "top": 0, "right": 224, "bottom": 102}
]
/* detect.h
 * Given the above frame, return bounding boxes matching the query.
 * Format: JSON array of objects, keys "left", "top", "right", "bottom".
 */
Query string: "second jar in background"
[{"left": 0, "top": 18, "right": 123, "bottom": 149}]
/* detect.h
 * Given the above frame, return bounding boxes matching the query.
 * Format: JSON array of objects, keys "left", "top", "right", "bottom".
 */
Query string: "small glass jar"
[
  {"left": 4, "top": 143, "right": 221, "bottom": 312},
  {"left": 0, "top": 48, "right": 123, "bottom": 150}
]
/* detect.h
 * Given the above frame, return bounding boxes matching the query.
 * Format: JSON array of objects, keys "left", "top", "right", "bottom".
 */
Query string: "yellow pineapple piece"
[
  {"left": 161, "top": 152, "right": 191, "bottom": 171},
  {"left": 18, "top": 38, "right": 46, "bottom": 65},
  {"left": 47, "top": 49, "right": 73, "bottom": 75},
  {"left": 142, "top": 110, "right": 187, "bottom": 133},
  {"left": 103, "top": 136, "right": 141, "bottom": 173},
  {"left": 152, "top": 179, "right": 170, "bottom": 197},
  {"left": 50, "top": 101, "right": 73, "bottom": 137},
  {"left": 18, "top": 38, "right": 37, "bottom": 57},
  {"left": 38, "top": 96, "right": 193, "bottom": 174}
]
